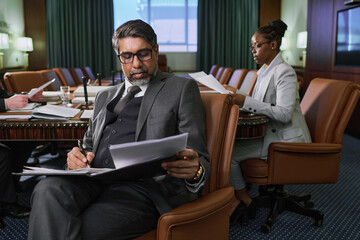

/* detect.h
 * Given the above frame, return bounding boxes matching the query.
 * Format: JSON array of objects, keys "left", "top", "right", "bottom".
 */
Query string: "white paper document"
[
  {"left": 7, "top": 103, "right": 40, "bottom": 112},
  {"left": 41, "top": 91, "right": 62, "bottom": 101},
  {"left": 14, "top": 133, "right": 188, "bottom": 180},
  {"left": 31, "top": 104, "right": 81, "bottom": 120},
  {"left": 80, "top": 110, "right": 94, "bottom": 119},
  {"left": 72, "top": 96, "right": 95, "bottom": 105},
  {"left": 109, "top": 133, "right": 188, "bottom": 169},
  {"left": 189, "top": 71, "right": 232, "bottom": 94},
  {"left": 28, "top": 79, "right": 56, "bottom": 98},
  {"left": 73, "top": 86, "right": 111, "bottom": 97},
  {"left": 0, "top": 115, "right": 32, "bottom": 120}
]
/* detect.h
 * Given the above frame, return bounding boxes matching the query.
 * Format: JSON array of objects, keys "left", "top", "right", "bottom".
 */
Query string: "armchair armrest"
[
  {"left": 157, "top": 186, "right": 234, "bottom": 240},
  {"left": 268, "top": 142, "right": 342, "bottom": 184}
]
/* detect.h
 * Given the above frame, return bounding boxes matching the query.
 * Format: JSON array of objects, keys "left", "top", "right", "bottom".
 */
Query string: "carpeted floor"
[{"left": 1, "top": 134, "right": 359, "bottom": 240}]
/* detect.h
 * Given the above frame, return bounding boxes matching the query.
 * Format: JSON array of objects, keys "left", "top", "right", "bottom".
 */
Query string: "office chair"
[
  {"left": 225, "top": 69, "right": 248, "bottom": 89},
  {"left": 218, "top": 67, "right": 234, "bottom": 85},
  {"left": 238, "top": 70, "right": 257, "bottom": 95},
  {"left": 209, "top": 65, "right": 220, "bottom": 77},
  {"left": 53, "top": 68, "right": 78, "bottom": 87},
  {"left": 240, "top": 78, "right": 360, "bottom": 233},
  {"left": 135, "top": 93, "right": 239, "bottom": 240},
  {"left": 3, "top": 71, "right": 50, "bottom": 93},
  {"left": 81, "top": 66, "right": 96, "bottom": 81},
  {"left": 70, "top": 68, "right": 86, "bottom": 85},
  {"left": 38, "top": 69, "right": 62, "bottom": 91}
]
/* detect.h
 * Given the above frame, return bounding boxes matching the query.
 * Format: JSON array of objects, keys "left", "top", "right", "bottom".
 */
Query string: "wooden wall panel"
[
  {"left": 259, "top": 0, "right": 281, "bottom": 27},
  {"left": 23, "top": 0, "right": 47, "bottom": 70},
  {"left": 306, "top": 0, "right": 360, "bottom": 138}
]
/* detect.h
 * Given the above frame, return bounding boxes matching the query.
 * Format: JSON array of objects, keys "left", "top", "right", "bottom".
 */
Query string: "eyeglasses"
[
  {"left": 249, "top": 41, "right": 271, "bottom": 51},
  {"left": 117, "top": 49, "right": 153, "bottom": 64}
]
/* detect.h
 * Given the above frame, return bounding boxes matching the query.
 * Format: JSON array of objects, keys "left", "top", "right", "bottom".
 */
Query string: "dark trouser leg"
[
  {"left": 28, "top": 176, "right": 104, "bottom": 240},
  {"left": 81, "top": 180, "right": 160, "bottom": 240},
  {"left": 0, "top": 143, "right": 16, "bottom": 203}
]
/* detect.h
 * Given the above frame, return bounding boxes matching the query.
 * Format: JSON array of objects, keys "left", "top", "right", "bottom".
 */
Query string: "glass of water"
[{"left": 60, "top": 86, "right": 70, "bottom": 105}]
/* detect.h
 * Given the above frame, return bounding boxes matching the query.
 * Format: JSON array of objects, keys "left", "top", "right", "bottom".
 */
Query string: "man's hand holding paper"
[
  {"left": 67, "top": 147, "right": 95, "bottom": 170},
  {"left": 161, "top": 148, "right": 199, "bottom": 180}
]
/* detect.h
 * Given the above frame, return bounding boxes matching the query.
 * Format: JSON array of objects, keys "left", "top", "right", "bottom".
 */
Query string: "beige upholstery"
[
  {"left": 240, "top": 78, "right": 360, "bottom": 232},
  {"left": 226, "top": 69, "right": 248, "bottom": 89},
  {"left": 209, "top": 65, "right": 220, "bottom": 77},
  {"left": 134, "top": 93, "right": 239, "bottom": 240},
  {"left": 218, "top": 67, "right": 234, "bottom": 85},
  {"left": 238, "top": 70, "right": 257, "bottom": 95}
]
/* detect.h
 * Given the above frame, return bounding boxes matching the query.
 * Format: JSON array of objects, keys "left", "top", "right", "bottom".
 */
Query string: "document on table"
[
  {"left": 73, "top": 86, "right": 111, "bottom": 97},
  {"left": 28, "top": 79, "right": 56, "bottom": 98},
  {"left": 14, "top": 133, "right": 188, "bottom": 180},
  {"left": 72, "top": 96, "right": 95, "bottom": 105},
  {"left": 7, "top": 103, "right": 40, "bottom": 112},
  {"left": 31, "top": 104, "right": 81, "bottom": 120},
  {"left": 189, "top": 71, "right": 232, "bottom": 94},
  {"left": 0, "top": 115, "right": 32, "bottom": 119},
  {"left": 80, "top": 110, "right": 93, "bottom": 119}
]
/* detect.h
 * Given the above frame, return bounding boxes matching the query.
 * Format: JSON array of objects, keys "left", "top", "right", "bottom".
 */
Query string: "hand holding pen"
[{"left": 78, "top": 140, "right": 91, "bottom": 168}]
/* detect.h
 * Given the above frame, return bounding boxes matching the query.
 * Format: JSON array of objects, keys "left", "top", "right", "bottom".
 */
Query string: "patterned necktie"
[{"left": 113, "top": 85, "right": 141, "bottom": 114}]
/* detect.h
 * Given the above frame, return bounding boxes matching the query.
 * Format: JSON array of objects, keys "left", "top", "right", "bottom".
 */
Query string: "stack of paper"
[
  {"left": 41, "top": 91, "right": 62, "bottom": 102},
  {"left": 72, "top": 96, "right": 96, "bottom": 105},
  {"left": 31, "top": 105, "right": 81, "bottom": 120},
  {"left": 189, "top": 71, "right": 232, "bottom": 94},
  {"left": 73, "top": 86, "right": 111, "bottom": 97}
]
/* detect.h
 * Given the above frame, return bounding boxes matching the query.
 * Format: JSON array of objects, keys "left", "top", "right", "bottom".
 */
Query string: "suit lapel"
[
  {"left": 135, "top": 72, "right": 166, "bottom": 140},
  {"left": 257, "top": 55, "right": 283, "bottom": 101}
]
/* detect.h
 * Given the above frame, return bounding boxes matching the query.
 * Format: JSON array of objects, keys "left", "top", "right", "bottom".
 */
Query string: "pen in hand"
[{"left": 78, "top": 140, "right": 90, "bottom": 168}]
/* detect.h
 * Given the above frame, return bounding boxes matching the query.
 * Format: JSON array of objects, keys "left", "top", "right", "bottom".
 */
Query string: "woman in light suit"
[{"left": 228, "top": 19, "right": 311, "bottom": 225}]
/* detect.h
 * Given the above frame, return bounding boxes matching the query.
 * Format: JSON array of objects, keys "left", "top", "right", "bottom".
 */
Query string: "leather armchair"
[
  {"left": 53, "top": 68, "right": 78, "bottom": 87},
  {"left": 218, "top": 67, "right": 234, "bottom": 85},
  {"left": 238, "top": 70, "right": 257, "bottom": 95},
  {"left": 209, "top": 65, "right": 220, "bottom": 77},
  {"left": 225, "top": 69, "right": 248, "bottom": 89},
  {"left": 240, "top": 78, "right": 360, "bottom": 233},
  {"left": 3, "top": 71, "right": 49, "bottom": 93},
  {"left": 135, "top": 93, "right": 239, "bottom": 240},
  {"left": 38, "top": 69, "right": 62, "bottom": 91}
]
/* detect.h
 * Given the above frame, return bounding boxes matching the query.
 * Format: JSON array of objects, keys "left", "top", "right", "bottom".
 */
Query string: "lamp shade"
[
  {"left": 17, "top": 37, "right": 33, "bottom": 52},
  {"left": 297, "top": 31, "right": 308, "bottom": 49},
  {"left": 0, "top": 33, "right": 9, "bottom": 49}
]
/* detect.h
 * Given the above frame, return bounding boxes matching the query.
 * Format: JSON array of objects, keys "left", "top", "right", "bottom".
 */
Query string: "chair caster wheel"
[
  {"left": 260, "top": 223, "right": 271, "bottom": 233},
  {"left": 314, "top": 212, "right": 324, "bottom": 227},
  {"left": 305, "top": 199, "right": 314, "bottom": 208}
]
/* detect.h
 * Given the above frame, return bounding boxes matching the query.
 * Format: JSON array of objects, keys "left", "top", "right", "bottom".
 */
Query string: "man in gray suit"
[{"left": 28, "top": 20, "right": 209, "bottom": 240}]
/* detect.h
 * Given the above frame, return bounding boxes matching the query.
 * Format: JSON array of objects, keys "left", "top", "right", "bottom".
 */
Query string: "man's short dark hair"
[{"left": 112, "top": 19, "right": 157, "bottom": 53}]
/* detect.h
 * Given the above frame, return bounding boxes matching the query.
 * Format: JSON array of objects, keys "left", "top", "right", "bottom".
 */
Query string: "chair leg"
[{"left": 254, "top": 185, "right": 324, "bottom": 233}]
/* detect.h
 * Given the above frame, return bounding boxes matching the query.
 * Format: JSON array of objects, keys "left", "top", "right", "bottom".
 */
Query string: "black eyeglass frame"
[{"left": 117, "top": 49, "right": 153, "bottom": 64}]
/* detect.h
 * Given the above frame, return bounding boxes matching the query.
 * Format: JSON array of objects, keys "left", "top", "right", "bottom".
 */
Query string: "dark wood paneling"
[
  {"left": 259, "top": 0, "right": 281, "bottom": 27},
  {"left": 306, "top": 0, "right": 360, "bottom": 138},
  {"left": 23, "top": 0, "right": 47, "bottom": 70}
]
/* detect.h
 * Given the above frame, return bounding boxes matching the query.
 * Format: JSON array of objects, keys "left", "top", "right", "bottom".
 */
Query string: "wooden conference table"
[{"left": 0, "top": 104, "right": 90, "bottom": 142}]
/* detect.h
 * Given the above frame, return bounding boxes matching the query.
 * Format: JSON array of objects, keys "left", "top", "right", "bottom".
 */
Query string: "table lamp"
[
  {"left": 17, "top": 37, "right": 33, "bottom": 69},
  {"left": 0, "top": 33, "right": 9, "bottom": 70},
  {"left": 297, "top": 31, "right": 307, "bottom": 68}
]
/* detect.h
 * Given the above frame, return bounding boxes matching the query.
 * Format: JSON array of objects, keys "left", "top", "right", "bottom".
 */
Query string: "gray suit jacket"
[
  {"left": 242, "top": 54, "right": 311, "bottom": 158},
  {"left": 82, "top": 71, "right": 210, "bottom": 207}
]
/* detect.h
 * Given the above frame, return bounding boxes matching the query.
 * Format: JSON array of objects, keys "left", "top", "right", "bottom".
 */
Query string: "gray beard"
[{"left": 122, "top": 66, "right": 158, "bottom": 86}]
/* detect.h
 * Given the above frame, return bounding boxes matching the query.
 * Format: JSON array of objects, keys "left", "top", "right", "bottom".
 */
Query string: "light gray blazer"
[
  {"left": 242, "top": 55, "right": 311, "bottom": 159},
  {"left": 82, "top": 71, "right": 210, "bottom": 206}
]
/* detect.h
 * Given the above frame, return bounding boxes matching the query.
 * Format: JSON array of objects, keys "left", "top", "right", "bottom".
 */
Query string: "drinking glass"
[{"left": 60, "top": 86, "right": 70, "bottom": 105}]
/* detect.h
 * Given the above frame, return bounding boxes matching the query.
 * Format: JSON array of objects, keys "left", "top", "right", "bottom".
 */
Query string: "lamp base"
[
  {"left": 0, "top": 52, "right": 4, "bottom": 70},
  {"left": 24, "top": 52, "right": 29, "bottom": 69}
]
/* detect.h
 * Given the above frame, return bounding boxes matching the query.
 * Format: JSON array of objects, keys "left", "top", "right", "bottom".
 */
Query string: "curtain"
[
  {"left": 46, "top": 0, "right": 116, "bottom": 78},
  {"left": 197, "top": 0, "right": 259, "bottom": 73}
]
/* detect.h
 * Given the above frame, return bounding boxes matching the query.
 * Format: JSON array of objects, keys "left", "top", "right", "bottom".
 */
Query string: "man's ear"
[{"left": 155, "top": 44, "right": 159, "bottom": 56}]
